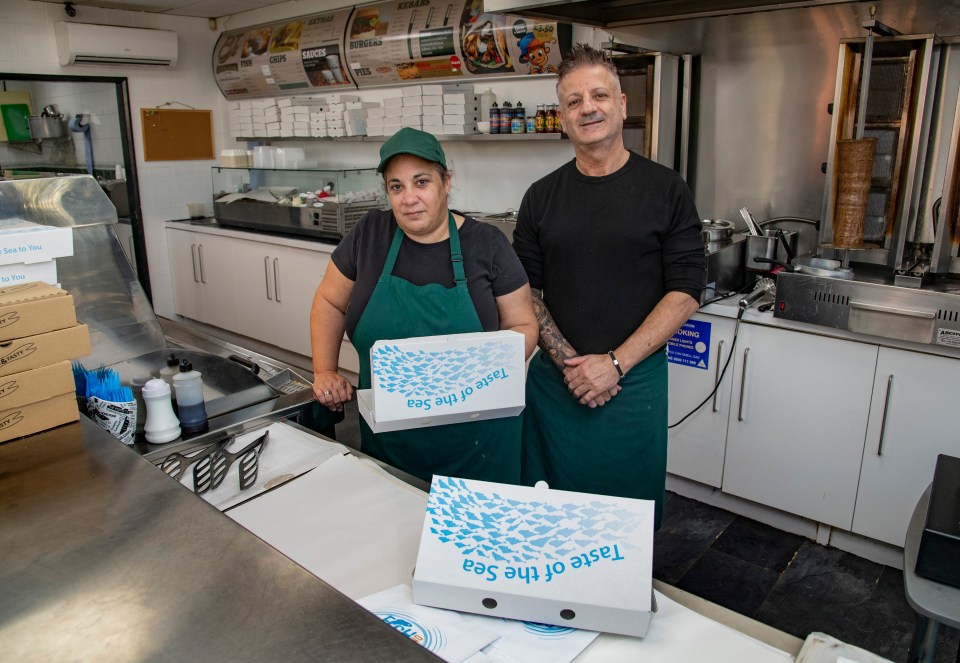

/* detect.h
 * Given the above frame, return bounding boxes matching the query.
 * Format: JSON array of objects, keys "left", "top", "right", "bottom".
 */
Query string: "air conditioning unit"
[{"left": 55, "top": 22, "right": 178, "bottom": 68}]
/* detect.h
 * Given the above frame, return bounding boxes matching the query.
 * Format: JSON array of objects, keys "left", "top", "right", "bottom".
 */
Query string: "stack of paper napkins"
[{"left": 412, "top": 476, "right": 657, "bottom": 637}]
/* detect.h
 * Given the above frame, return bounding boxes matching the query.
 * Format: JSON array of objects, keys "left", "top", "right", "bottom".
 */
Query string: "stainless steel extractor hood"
[{"left": 482, "top": 0, "right": 857, "bottom": 26}]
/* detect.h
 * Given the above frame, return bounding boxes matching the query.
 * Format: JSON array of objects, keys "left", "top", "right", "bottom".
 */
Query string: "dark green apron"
[
  {"left": 521, "top": 348, "right": 668, "bottom": 529},
  {"left": 352, "top": 213, "right": 521, "bottom": 484}
]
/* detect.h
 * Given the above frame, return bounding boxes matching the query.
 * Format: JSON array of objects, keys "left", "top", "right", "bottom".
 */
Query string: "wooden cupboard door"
[
  {"left": 722, "top": 324, "right": 877, "bottom": 529},
  {"left": 853, "top": 347, "right": 960, "bottom": 546},
  {"left": 667, "top": 313, "right": 737, "bottom": 487}
]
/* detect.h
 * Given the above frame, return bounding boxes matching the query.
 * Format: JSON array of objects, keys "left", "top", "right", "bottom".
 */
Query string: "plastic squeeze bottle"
[
  {"left": 159, "top": 354, "right": 180, "bottom": 387},
  {"left": 142, "top": 378, "right": 181, "bottom": 444},
  {"left": 172, "top": 359, "right": 209, "bottom": 434}
]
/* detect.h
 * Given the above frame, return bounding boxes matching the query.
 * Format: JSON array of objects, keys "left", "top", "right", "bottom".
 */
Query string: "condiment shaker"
[{"left": 142, "top": 378, "right": 181, "bottom": 444}]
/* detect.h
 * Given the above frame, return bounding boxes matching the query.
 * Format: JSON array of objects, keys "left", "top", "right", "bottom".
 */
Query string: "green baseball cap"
[{"left": 377, "top": 127, "right": 448, "bottom": 173}]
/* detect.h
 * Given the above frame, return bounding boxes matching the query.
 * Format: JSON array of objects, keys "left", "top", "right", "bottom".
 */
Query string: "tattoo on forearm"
[{"left": 532, "top": 290, "right": 577, "bottom": 369}]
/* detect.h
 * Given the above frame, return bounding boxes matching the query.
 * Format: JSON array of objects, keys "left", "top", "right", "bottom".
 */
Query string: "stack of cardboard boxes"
[
  {"left": 0, "top": 281, "right": 93, "bottom": 443},
  {"left": 0, "top": 219, "right": 92, "bottom": 444}
]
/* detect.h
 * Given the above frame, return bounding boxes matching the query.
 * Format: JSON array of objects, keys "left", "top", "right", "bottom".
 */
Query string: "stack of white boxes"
[
  {"left": 443, "top": 86, "right": 480, "bottom": 135},
  {"left": 278, "top": 97, "right": 319, "bottom": 137},
  {"left": 380, "top": 96, "right": 404, "bottom": 137},
  {"left": 421, "top": 85, "right": 445, "bottom": 136},
  {"left": 229, "top": 100, "right": 253, "bottom": 139},
  {"left": 253, "top": 98, "right": 281, "bottom": 138},
  {"left": 324, "top": 94, "right": 360, "bottom": 138}
]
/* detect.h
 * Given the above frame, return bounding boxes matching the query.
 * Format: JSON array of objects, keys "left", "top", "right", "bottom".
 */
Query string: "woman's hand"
[{"left": 313, "top": 370, "right": 354, "bottom": 412}]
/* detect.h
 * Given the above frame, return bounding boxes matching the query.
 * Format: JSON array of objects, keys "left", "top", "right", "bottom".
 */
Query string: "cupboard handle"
[
  {"left": 264, "top": 257, "right": 272, "bottom": 301},
  {"left": 712, "top": 339, "right": 725, "bottom": 413},
  {"left": 737, "top": 347, "right": 750, "bottom": 422},
  {"left": 198, "top": 244, "right": 206, "bottom": 284},
  {"left": 877, "top": 374, "right": 893, "bottom": 456},
  {"left": 190, "top": 244, "right": 199, "bottom": 283},
  {"left": 273, "top": 257, "right": 281, "bottom": 303}
]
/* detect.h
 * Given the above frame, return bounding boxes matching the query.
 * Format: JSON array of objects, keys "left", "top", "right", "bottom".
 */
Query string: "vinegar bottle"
[
  {"left": 172, "top": 360, "right": 209, "bottom": 434},
  {"left": 535, "top": 104, "right": 546, "bottom": 133}
]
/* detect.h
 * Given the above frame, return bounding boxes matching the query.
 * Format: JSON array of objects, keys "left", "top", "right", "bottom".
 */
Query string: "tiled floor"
[{"left": 331, "top": 400, "right": 959, "bottom": 662}]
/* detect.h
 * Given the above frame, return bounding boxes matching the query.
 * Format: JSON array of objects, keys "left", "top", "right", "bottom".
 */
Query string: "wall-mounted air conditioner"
[{"left": 55, "top": 22, "right": 178, "bottom": 68}]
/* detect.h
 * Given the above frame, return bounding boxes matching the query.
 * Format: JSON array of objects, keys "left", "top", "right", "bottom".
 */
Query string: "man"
[{"left": 512, "top": 44, "right": 705, "bottom": 529}]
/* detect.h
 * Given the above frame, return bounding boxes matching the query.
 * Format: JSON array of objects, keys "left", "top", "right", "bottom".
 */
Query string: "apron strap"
[{"left": 379, "top": 212, "right": 466, "bottom": 285}]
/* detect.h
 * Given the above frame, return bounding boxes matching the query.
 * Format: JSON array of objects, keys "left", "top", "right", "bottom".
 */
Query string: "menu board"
[
  {"left": 213, "top": 9, "right": 356, "bottom": 99},
  {"left": 345, "top": 1, "right": 562, "bottom": 86},
  {"left": 213, "top": 4, "right": 565, "bottom": 98}
]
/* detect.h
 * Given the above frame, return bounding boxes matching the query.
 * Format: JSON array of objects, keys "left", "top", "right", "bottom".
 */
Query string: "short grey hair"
[{"left": 556, "top": 43, "right": 620, "bottom": 88}]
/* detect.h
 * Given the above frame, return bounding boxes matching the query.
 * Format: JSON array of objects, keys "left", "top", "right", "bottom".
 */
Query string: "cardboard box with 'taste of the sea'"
[
  {"left": 357, "top": 330, "right": 525, "bottom": 433},
  {"left": 412, "top": 476, "right": 657, "bottom": 637}
]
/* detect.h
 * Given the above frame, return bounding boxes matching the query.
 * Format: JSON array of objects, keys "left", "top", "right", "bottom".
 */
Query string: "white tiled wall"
[{"left": 2, "top": 0, "right": 579, "bottom": 324}]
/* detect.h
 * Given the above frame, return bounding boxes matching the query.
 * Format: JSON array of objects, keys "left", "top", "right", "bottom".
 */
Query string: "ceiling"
[{"left": 36, "top": 0, "right": 295, "bottom": 20}]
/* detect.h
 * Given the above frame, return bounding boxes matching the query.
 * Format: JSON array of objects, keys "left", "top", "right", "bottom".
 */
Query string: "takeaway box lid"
[
  {"left": 412, "top": 476, "right": 657, "bottom": 637},
  {"left": 358, "top": 330, "right": 525, "bottom": 433}
]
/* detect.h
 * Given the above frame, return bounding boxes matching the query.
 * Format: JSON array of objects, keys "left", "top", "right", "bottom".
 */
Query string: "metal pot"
[
  {"left": 27, "top": 115, "right": 66, "bottom": 139},
  {"left": 702, "top": 219, "right": 735, "bottom": 243},
  {"left": 745, "top": 229, "right": 797, "bottom": 271}
]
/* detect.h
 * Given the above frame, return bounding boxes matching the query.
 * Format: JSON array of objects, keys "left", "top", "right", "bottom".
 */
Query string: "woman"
[{"left": 310, "top": 127, "right": 538, "bottom": 484}]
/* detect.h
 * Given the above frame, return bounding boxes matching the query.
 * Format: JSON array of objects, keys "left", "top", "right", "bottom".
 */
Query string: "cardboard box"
[
  {"left": 0, "top": 392, "right": 78, "bottom": 444},
  {"left": 0, "top": 281, "right": 77, "bottom": 342},
  {"left": 412, "top": 476, "right": 656, "bottom": 637},
  {"left": 358, "top": 330, "right": 525, "bottom": 433},
  {"left": 0, "top": 360, "right": 74, "bottom": 410},
  {"left": 0, "top": 323, "right": 91, "bottom": 377},
  {"left": 0, "top": 219, "right": 73, "bottom": 266}
]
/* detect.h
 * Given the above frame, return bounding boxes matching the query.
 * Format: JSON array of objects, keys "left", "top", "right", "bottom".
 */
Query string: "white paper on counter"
[
  {"left": 359, "top": 584, "right": 598, "bottom": 663},
  {"left": 178, "top": 422, "right": 348, "bottom": 511},
  {"left": 358, "top": 584, "right": 500, "bottom": 663},
  {"left": 227, "top": 452, "right": 428, "bottom": 599},
  {"left": 575, "top": 590, "right": 794, "bottom": 663}
]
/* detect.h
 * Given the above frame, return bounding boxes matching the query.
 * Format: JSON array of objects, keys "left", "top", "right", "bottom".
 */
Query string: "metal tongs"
[
  {"left": 193, "top": 430, "right": 270, "bottom": 495},
  {"left": 739, "top": 207, "right": 763, "bottom": 236}
]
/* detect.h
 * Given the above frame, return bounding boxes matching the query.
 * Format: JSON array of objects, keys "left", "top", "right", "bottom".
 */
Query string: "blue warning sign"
[{"left": 667, "top": 319, "right": 711, "bottom": 370}]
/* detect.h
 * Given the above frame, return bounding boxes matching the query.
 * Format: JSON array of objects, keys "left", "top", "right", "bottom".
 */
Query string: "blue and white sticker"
[{"left": 667, "top": 319, "right": 711, "bottom": 370}]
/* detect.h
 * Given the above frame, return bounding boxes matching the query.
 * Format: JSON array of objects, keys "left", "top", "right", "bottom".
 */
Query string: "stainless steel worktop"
[{"left": 0, "top": 417, "right": 438, "bottom": 662}]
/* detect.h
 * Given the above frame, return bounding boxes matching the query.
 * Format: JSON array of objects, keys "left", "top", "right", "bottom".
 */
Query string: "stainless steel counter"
[{"left": 0, "top": 418, "right": 439, "bottom": 662}]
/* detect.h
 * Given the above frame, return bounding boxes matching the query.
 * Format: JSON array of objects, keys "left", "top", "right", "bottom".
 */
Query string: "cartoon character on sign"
[{"left": 518, "top": 33, "right": 557, "bottom": 74}]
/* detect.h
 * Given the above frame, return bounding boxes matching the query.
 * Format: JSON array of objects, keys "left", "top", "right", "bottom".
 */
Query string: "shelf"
[
  {"left": 213, "top": 166, "right": 376, "bottom": 175},
  {"left": 232, "top": 133, "right": 566, "bottom": 143}
]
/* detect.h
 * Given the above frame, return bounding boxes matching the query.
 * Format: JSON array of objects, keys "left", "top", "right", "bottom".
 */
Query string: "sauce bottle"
[
  {"left": 172, "top": 359, "right": 209, "bottom": 434},
  {"left": 535, "top": 104, "right": 546, "bottom": 133},
  {"left": 511, "top": 101, "right": 526, "bottom": 134},
  {"left": 500, "top": 101, "right": 513, "bottom": 135},
  {"left": 489, "top": 102, "right": 500, "bottom": 135}
]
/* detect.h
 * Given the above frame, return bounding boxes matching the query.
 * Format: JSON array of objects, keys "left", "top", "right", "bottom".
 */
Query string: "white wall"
[{"left": 1, "top": 0, "right": 580, "bottom": 322}]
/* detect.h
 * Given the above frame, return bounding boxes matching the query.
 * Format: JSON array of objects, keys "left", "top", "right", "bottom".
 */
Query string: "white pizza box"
[
  {"left": 0, "top": 219, "right": 73, "bottom": 266},
  {"left": 412, "top": 476, "right": 657, "bottom": 637},
  {"left": 358, "top": 330, "right": 525, "bottom": 433},
  {"left": 0, "top": 259, "right": 58, "bottom": 287}
]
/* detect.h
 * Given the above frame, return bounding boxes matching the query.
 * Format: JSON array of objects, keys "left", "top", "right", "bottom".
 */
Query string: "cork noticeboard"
[{"left": 141, "top": 108, "right": 215, "bottom": 161}]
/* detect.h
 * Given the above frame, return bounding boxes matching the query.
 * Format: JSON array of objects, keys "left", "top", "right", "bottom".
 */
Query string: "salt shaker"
[{"left": 142, "top": 378, "right": 181, "bottom": 444}]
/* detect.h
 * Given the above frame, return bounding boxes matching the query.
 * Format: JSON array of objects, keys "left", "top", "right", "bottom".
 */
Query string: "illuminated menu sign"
[{"left": 213, "top": 3, "right": 563, "bottom": 98}]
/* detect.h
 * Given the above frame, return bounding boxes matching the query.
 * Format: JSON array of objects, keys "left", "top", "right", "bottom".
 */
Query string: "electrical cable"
[{"left": 668, "top": 306, "right": 745, "bottom": 429}]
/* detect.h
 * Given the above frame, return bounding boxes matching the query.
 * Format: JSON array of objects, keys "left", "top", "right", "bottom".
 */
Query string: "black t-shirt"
[
  {"left": 332, "top": 209, "right": 529, "bottom": 339},
  {"left": 513, "top": 151, "right": 705, "bottom": 355}
]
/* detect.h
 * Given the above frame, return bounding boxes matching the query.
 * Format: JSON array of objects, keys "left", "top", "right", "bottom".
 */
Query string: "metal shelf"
[{"left": 233, "top": 133, "right": 566, "bottom": 143}]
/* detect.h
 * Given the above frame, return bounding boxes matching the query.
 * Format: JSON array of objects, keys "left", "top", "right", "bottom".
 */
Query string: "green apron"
[
  {"left": 352, "top": 213, "right": 521, "bottom": 484},
  {"left": 521, "top": 348, "right": 668, "bottom": 529}
]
